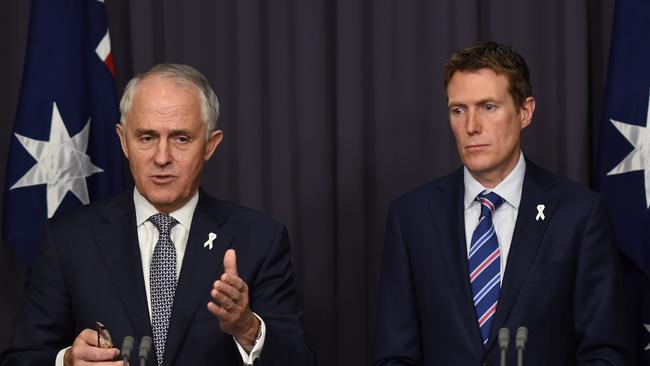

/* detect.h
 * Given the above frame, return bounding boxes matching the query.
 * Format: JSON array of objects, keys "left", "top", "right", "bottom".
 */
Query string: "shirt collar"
[
  {"left": 463, "top": 151, "right": 526, "bottom": 210},
  {"left": 133, "top": 187, "right": 199, "bottom": 229}
]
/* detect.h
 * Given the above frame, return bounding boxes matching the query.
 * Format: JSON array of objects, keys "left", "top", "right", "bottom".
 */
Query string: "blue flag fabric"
[
  {"left": 3, "top": 0, "right": 124, "bottom": 266},
  {"left": 597, "top": 0, "right": 650, "bottom": 362}
]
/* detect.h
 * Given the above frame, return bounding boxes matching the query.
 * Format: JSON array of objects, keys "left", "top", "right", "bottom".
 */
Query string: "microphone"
[
  {"left": 516, "top": 326, "right": 528, "bottom": 366},
  {"left": 121, "top": 336, "right": 134, "bottom": 365},
  {"left": 498, "top": 327, "right": 509, "bottom": 366},
  {"left": 139, "top": 336, "right": 152, "bottom": 366}
]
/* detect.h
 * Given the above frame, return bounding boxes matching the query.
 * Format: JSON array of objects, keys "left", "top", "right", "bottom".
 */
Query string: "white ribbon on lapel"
[
  {"left": 536, "top": 204, "right": 545, "bottom": 221},
  {"left": 204, "top": 232, "right": 217, "bottom": 250}
]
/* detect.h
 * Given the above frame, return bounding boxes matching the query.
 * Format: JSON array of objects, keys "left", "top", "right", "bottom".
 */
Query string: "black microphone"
[
  {"left": 498, "top": 327, "right": 509, "bottom": 366},
  {"left": 121, "top": 336, "right": 134, "bottom": 365},
  {"left": 139, "top": 336, "right": 152, "bottom": 366},
  {"left": 516, "top": 326, "right": 528, "bottom": 366}
]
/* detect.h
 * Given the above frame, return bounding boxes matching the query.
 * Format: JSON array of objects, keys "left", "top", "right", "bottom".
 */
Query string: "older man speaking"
[{"left": 2, "top": 64, "right": 313, "bottom": 366}]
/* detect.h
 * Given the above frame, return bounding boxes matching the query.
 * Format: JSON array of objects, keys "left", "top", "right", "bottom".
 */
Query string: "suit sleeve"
[
  {"left": 251, "top": 224, "right": 315, "bottom": 366},
  {"left": 574, "top": 197, "right": 632, "bottom": 366},
  {"left": 371, "top": 204, "right": 421, "bottom": 365},
  {"left": 1, "top": 223, "right": 75, "bottom": 366}
]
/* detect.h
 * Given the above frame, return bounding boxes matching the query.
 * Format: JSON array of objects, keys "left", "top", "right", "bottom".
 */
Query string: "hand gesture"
[{"left": 207, "top": 249, "right": 260, "bottom": 346}]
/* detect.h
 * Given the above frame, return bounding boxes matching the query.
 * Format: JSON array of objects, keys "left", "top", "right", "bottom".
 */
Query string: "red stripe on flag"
[{"left": 104, "top": 52, "right": 115, "bottom": 77}]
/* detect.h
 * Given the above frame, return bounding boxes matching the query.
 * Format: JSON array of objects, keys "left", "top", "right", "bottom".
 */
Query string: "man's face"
[
  {"left": 116, "top": 77, "right": 223, "bottom": 213},
  {"left": 446, "top": 68, "right": 534, "bottom": 187}
]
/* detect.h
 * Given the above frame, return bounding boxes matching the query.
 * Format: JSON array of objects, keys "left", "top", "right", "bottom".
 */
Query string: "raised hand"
[{"left": 207, "top": 249, "right": 260, "bottom": 346}]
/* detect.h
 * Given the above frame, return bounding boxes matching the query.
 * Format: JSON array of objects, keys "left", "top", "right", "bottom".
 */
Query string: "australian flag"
[
  {"left": 596, "top": 0, "right": 650, "bottom": 363},
  {"left": 2, "top": 0, "right": 124, "bottom": 266}
]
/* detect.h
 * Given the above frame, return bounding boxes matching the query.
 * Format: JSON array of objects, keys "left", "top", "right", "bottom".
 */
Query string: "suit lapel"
[
  {"left": 94, "top": 193, "right": 152, "bottom": 339},
  {"left": 429, "top": 169, "right": 485, "bottom": 358},
  {"left": 164, "top": 191, "right": 233, "bottom": 366},
  {"left": 485, "top": 161, "right": 558, "bottom": 351}
]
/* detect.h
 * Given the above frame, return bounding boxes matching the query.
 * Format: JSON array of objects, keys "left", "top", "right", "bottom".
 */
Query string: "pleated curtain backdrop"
[{"left": 0, "top": 1, "right": 614, "bottom": 364}]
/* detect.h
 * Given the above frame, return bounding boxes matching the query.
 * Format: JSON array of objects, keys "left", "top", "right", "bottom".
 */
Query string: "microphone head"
[
  {"left": 515, "top": 326, "right": 528, "bottom": 349},
  {"left": 139, "top": 336, "right": 152, "bottom": 359},
  {"left": 498, "top": 327, "right": 510, "bottom": 349},
  {"left": 121, "top": 336, "right": 134, "bottom": 359}
]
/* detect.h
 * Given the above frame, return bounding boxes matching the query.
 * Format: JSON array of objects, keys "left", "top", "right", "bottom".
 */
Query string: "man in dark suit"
[
  {"left": 372, "top": 42, "right": 630, "bottom": 365},
  {"left": 1, "top": 64, "right": 314, "bottom": 366}
]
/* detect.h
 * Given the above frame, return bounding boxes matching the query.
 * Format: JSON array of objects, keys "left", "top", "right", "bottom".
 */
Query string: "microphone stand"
[
  {"left": 498, "top": 328, "right": 509, "bottom": 366},
  {"left": 121, "top": 336, "right": 134, "bottom": 366},
  {"left": 139, "top": 336, "right": 152, "bottom": 366},
  {"left": 516, "top": 327, "right": 528, "bottom": 366}
]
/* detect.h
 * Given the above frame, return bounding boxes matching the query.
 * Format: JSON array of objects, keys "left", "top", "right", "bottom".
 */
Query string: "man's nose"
[
  {"left": 466, "top": 109, "right": 481, "bottom": 134},
  {"left": 153, "top": 139, "right": 172, "bottom": 166}
]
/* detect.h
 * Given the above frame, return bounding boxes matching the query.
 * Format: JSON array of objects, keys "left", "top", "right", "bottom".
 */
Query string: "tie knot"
[
  {"left": 148, "top": 213, "right": 179, "bottom": 237},
  {"left": 476, "top": 190, "right": 504, "bottom": 216}
]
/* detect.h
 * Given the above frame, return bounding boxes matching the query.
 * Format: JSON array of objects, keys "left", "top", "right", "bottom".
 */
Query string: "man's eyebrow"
[
  {"left": 168, "top": 129, "right": 193, "bottom": 137},
  {"left": 448, "top": 98, "right": 500, "bottom": 107},
  {"left": 475, "top": 98, "right": 499, "bottom": 105},
  {"left": 132, "top": 129, "right": 194, "bottom": 136},
  {"left": 134, "top": 128, "right": 157, "bottom": 135}
]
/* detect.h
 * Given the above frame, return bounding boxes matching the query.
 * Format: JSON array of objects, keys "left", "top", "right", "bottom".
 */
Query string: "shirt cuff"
[
  {"left": 55, "top": 347, "right": 70, "bottom": 366},
  {"left": 233, "top": 312, "right": 266, "bottom": 365}
]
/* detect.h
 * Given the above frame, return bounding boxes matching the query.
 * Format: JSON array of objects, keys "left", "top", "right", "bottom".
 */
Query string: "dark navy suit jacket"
[
  {"left": 1, "top": 190, "right": 314, "bottom": 366},
  {"left": 372, "top": 161, "right": 630, "bottom": 366}
]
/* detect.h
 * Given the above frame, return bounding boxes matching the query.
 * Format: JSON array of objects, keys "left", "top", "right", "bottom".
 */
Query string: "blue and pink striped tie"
[{"left": 468, "top": 190, "right": 504, "bottom": 346}]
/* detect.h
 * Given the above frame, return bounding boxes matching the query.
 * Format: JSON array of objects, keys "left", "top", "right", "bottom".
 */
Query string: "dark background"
[{"left": 0, "top": 1, "right": 617, "bottom": 365}]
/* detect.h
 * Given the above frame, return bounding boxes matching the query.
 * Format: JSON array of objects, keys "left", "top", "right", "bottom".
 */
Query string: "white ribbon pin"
[
  {"left": 204, "top": 232, "right": 217, "bottom": 250},
  {"left": 536, "top": 204, "right": 545, "bottom": 221}
]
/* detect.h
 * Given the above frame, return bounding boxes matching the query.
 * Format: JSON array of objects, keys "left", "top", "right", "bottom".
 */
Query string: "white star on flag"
[
  {"left": 607, "top": 89, "right": 650, "bottom": 208},
  {"left": 10, "top": 102, "right": 104, "bottom": 218}
]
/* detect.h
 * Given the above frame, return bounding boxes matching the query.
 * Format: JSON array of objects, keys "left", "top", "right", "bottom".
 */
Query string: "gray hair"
[{"left": 119, "top": 63, "right": 220, "bottom": 133}]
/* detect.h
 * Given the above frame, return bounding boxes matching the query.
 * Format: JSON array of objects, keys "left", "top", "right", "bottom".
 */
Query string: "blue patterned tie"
[
  {"left": 149, "top": 213, "right": 179, "bottom": 366},
  {"left": 468, "top": 190, "right": 504, "bottom": 346}
]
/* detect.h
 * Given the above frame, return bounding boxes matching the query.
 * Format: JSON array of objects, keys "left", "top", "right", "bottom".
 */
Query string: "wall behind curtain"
[{"left": 0, "top": 1, "right": 614, "bottom": 365}]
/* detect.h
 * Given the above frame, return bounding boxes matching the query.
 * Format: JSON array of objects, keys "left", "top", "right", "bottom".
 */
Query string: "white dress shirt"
[
  {"left": 55, "top": 188, "right": 266, "bottom": 366},
  {"left": 463, "top": 152, "right": 526, "bottom": 279}
]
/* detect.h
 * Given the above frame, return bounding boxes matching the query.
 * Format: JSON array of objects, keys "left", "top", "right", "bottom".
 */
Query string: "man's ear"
[
  {"left": 520, "top": 96, "right": 535, "bottom": 130},
  {"left": 115, "top": 123, "right": 129, "bottom": 159},
  {"left": 204, "top": 129, "right": 224, "bottom": 161}
]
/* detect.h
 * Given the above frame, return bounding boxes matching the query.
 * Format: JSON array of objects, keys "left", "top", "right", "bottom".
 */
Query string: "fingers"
[
  {"left": 208, "top": 273, "right": 248, "bottom": 320},
  {"left": 77, "top": 328, "right": 101, "bottom": 347},
  {"left": 220, "top": 272, "right": 246, "bottom": 292},
  {"left": 209, "top": 276, "right": 248, "bottom": 315},
  {"left": 223, "top": 249, "right": 238, "bottom": 276},
  {"left": 77, "top": 361, "right": 123, "bottom": 366},
  {"left": 70, "top": 344, "right": 119, "bottom": 362},
  {"left": 209, "top": 250, "right": 247, "bottom": 320},
  {"left": 207, "top": 300, "right": 227, "bottom": 318},
  {"left": 67, "top": 329, "right": 120, "bottom": 365},
  {"left": 213, "top": 279, "right": 243, "bottom": 303},
  {"left": 208, "top": 249, "right": 258, "bottom": 340}
]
